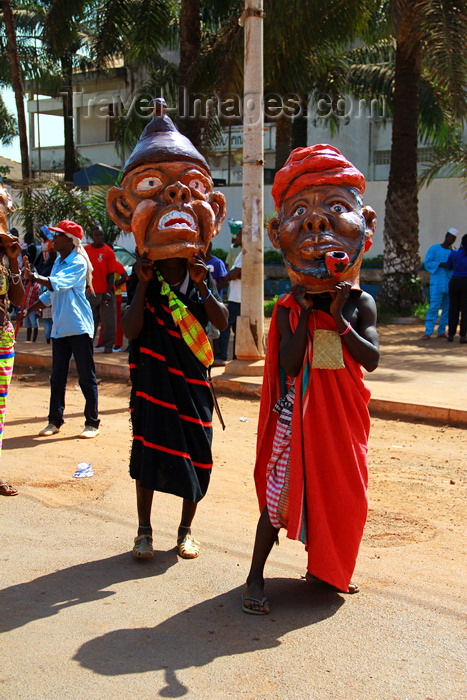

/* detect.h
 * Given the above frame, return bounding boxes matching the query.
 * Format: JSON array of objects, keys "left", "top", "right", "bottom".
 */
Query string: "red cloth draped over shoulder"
[{"left": 255, "top": 293, "right": 371, "bottom": 592}]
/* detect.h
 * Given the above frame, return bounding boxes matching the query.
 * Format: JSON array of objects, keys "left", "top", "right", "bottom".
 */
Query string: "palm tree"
[
  {"left": 376, "top": 0, "right": 467, "bottom": 313},
  {"left": 0, "top": 96, "right": 17, "bottom": 147},
  {"left": 41, "top": 0, "right": 99, "bottom": 183},
  {"left": 1, "top": 0, "right": 30, "bottom": 179}
]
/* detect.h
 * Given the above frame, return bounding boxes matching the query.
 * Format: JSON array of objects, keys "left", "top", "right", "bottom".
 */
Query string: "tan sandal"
[
  {"left": 177, "top": 533, "right": 200, "bottom": 559},
  {"left": 132, "top": 534, "right": 154, "bottom": 559}
]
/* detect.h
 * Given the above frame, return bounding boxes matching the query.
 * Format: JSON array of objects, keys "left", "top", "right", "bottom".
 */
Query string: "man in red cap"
[
  {"left": 242, "top": 145, "right": 380, "bottom": 615},
  {"left": 21, "top": 220, "right": 100, "bottom": 439}
]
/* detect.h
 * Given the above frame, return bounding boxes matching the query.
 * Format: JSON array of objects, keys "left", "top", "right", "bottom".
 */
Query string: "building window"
[{"left": 374, "top": 147, "right": 436, "bottom": 165}]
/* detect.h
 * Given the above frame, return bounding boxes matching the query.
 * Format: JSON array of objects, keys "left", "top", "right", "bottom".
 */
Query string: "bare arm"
[
  {"left": 23, "top": 257, "right": 53, "bottom": 291},
  {"left": 21, "top": 299, "right": 46, "bottom": 317},
  {"left": 1, "top": 235, "right": 25, "bottom": 306},
  {"left": 330, "top": 283, "right": 379, "bottom": 372},
  {"left": 217, "top": 265, "right": 241, "bottom": 291},
  {"left": 277, "top": 289, "right": 314, "bottom": 377},
  {"left": 187, "top": 256, "right": 228, "bottom": 331}
]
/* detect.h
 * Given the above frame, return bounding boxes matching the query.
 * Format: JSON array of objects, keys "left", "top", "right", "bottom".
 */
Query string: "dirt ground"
[
  {"left": 4, "top": 368, "right": 465, "bottom": 543},
  {"left": 1, "top": 368, "right": 465, "bottom": 699}
]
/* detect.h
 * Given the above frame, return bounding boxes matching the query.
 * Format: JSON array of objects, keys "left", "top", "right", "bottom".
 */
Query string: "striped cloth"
[
  {"left": 266, "top": 383, "right": 299, "bottom": 534},
  {"left": 128, "top": 274, "right": 219, "bottom": 502},
  {"left": 0, "top": 323, "right": 15, "bottom": 458},
  {"left": 156, "top": 269, "right": 213, "bottom": 368}
]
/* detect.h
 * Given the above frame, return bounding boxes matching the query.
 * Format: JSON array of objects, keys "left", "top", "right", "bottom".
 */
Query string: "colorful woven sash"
[{"left": 156, "top": 269, "right": 213, "bottom": 368}]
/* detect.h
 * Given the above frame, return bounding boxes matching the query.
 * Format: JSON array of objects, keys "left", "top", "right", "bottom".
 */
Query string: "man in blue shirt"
[
  {"left": 422, "top": 228, "right": 458, "bottom": 340},
  {"left": 21, "top": 220, "right": 100, "bottom": 439}
]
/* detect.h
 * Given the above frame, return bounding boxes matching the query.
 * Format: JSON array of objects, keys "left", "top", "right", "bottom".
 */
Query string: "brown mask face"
[
  {"left": 0, "top": 182, "right": 14, "bottom": 234},
  {"left": 268, "top": 184, "right": 376, "bottom": 293},
  {"left": 107, "top": 161, "right": 226, "bottom": 260}
]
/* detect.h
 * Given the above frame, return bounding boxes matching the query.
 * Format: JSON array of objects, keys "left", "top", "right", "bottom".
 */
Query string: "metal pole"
[{"left": 236, "top": 0, "right": 264, "bottom": 360}]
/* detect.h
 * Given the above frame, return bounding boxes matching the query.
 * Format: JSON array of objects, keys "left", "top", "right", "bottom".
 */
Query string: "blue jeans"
[
  {"left": 49, "top": 334, "right": 99, "bottom": 428},
  {"left": 42, "top": 317, "right": 53, "bottom": 342}
]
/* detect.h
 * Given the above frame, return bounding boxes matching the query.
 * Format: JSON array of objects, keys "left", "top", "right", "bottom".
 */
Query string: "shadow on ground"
[
  {"left": 73, "top": 578, "right": 344, "bottom": 697},
  {"left": 0, "top": 552, "right": 177, "bottom": 633}
]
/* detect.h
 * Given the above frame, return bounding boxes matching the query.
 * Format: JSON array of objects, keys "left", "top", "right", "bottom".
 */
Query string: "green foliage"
[
  {"left": 264, "top": 249, "right": 284, "bottom": 264},
  {"left": 361, "top": 254, "right": 384, "bottom": 268},
  {"left": 0, "top": 96, "right": 17, "bottom": 146},
  {"left": 13, "top": 181, "right": 94, "bottom": 233},
  {"left": 264, "top": 295, "right": 279, "bottom": 317},
  {"left": 12, "top": 181, "right": 125, "bottom": 244},
  {"left": 413, "top": 301, "right": 429, "bottom": 321},
  {"left": 212, "top": 247, "right": 227, "bottom": 262},
  {"left": 82, "top": 185, "right": 122, "bottom": 243}
]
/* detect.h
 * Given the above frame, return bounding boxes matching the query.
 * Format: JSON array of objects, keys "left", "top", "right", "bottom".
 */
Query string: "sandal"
[
  {"left": 241, "top": 589, "right": 270, "bottom": 615},
  {"left": 177, "top": 533, "right": 200, "bottom": 559},
  {"left": 132, "top": 534, "right": 154, "bottom": 559},
  {"left": 0, "top": 480, "right": 18, "bottom": 496}
]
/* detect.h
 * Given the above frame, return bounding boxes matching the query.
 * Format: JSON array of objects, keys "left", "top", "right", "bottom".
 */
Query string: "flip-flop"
[
  {"left": 241, "top": 590, "right": 270, "bottom": 615},
  {"left": 0, "top": 481, "right": 18, "bottom": 496}
]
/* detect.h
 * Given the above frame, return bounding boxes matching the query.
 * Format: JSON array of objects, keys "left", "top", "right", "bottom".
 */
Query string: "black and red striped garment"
[{"left": 128, "top": 272, "right": 219, "bottom": 502}]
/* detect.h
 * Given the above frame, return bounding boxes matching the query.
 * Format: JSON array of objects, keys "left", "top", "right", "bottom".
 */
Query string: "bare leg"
[
  {"left": 243, "top": 507, "right": 279, "bottom": 614},
  {"left": 132, "top": 480, "right": 154, "bottom": 558},
  {"left": 135, "top": 480, "right": 154, "bottom": 535},
  {"left": 177, "top": 498, "right": 197, "bottom": 540}
]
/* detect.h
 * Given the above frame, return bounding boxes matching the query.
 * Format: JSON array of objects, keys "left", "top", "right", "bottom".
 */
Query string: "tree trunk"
[
  {"left": 1, "top": 0, "right": 30, "bottom": 180},
  {"left": 61, "top": 54, "right": 78, "bottom": 185},
  {"left": 291, "top": 97, "right": 308, "bottom": 149},
  {"left": 379, "top": 9, "right": 425, "bottom": 314},
  {"left": 178, "top": 0, "right": 202, "bottom": 149},
  {"left": 274, "top": 112, "right": 291, "bottom": 172}
]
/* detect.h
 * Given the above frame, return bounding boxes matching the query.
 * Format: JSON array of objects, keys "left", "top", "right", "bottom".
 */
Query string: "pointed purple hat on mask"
[{"left": 122, "top": 115, "right": 209, "bottom": 177}]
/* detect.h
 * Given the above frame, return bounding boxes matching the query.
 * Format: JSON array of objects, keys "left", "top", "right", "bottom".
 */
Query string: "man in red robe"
[{"left": 242, "top": 144, "right": 379, "bottom": 614}]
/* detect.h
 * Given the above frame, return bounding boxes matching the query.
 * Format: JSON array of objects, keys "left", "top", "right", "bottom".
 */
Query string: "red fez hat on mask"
[
  {"left": 272, "top": 144, "right": 366, "bottom": 210},
  {"left": 49, "top": 219, "right": 84, "bottom": 240},
  {"left": 122, "top": 115, "right": 209, "bottom": 177}
]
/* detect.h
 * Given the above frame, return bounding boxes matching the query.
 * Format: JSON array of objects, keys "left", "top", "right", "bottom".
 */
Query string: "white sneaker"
[
  {"left": 39, "top": 423, "right": 59, "bottom": 436},
  {"left": 94, "top": 346, "right": 104, "bottom": 350},
  {"left": 79, "top": 425, "right": 100, "bottom": 439}
]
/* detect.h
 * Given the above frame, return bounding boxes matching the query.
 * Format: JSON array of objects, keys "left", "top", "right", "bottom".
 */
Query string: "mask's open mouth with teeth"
[
  {"left": 140, "top": 206, "right": 204, "bottom": 260},
  {"left": 157, "top": 209, "right": 197, "bottom": 232}
]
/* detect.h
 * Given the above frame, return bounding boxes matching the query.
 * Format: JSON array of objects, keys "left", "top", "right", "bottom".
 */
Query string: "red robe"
[{"left": 255, "top": 294, "right": 371, "bottom": 592}]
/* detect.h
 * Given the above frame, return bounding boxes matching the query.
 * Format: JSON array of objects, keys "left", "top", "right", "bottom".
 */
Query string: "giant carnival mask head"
[
  {"left": 106, "top": 115, "right": 226, "bottom": 260},
  {"left": 0, "top": 177, "right": 14, "bottom": 233},
  {"left": 268, "top": 144, "right": 377, "bottom": 293}
]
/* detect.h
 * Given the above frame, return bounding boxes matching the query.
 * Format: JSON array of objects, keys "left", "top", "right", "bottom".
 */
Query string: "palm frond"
[
  {"left": 0, "top": 94, "right": 18, "bottom": 145},
  {"left": 419, "top": 137, "right": 467, "bottom": 189}
]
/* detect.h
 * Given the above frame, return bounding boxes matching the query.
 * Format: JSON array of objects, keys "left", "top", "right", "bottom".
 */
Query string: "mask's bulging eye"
[
  {"left": 135, "top": 177, "right": 162, "bottom": 193},
  {"left": 330, "top": 202, "right": 349, "bottom": 213},
  {"left": 189, "top": 179, "right": 209, "bottom": 195},
  {"left": 292, "top": 205, "right": 306, "bottom": 217}
]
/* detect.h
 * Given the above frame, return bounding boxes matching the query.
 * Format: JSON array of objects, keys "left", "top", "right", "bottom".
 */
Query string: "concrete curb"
[{"left": 15, "top": 351, "right": 467, "bottom": 427}]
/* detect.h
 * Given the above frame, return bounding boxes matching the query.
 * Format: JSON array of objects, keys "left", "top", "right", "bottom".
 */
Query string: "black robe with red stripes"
[{"left": 128, "top": 272, "right": 219, "bottom": 502}]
